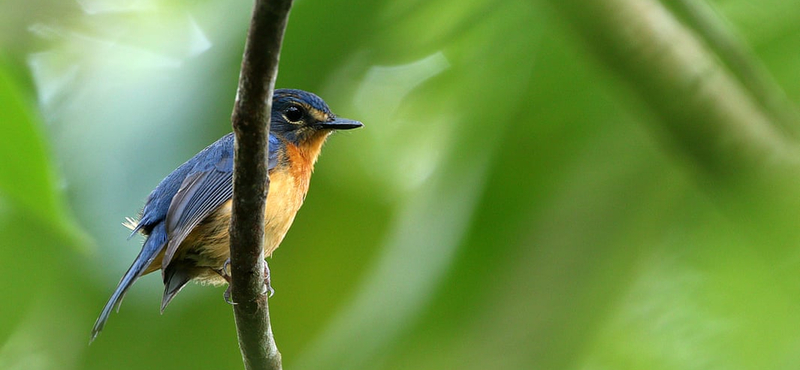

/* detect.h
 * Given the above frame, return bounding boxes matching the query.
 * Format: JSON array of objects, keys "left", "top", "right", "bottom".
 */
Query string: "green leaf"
[{"left": 0, "top": 56, "right": 88, "bottom": 251}]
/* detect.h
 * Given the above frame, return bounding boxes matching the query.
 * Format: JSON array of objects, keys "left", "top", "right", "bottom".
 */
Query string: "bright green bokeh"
[{"left": 2, "top": 0, "right": 800, "bottom": 369}]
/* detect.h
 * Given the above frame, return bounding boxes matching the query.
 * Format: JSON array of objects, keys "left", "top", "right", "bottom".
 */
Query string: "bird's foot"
[
  {"left": 215, "top": 259, "right": 273, "bottom": 303},
  {"left": 215, "top": 258, "right": 232, "bottom": 283},
  {"left": 223, "top": 285, "right": 235, "bottom": 305},
  {"left": 215, "top": 259, "right": 235, "bottom": 305},
  {"left": 264, "top": 262, "right": 274, "bottom": 298}
]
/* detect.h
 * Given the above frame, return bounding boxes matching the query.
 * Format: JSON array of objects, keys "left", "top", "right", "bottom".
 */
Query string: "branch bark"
[{"left": 229, "top": 0, "right": 293, "bottom": 369}]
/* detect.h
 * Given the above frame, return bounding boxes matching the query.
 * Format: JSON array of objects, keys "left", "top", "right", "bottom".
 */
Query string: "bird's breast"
[{"left": 262, "top": 163, "right": 310, "bottom": 256}]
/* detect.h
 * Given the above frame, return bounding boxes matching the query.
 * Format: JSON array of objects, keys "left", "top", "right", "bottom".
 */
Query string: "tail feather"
[
  {"left": 160, "top": 262, "right": 199, "bottom": 313},
  {"left": 90, "top": 222, "right": 167, "bottom": 343}
]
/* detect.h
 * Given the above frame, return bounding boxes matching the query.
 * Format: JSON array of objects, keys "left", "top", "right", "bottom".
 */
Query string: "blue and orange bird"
[{"left": 90, "top": 89, "right": 362, "bottom": 341}]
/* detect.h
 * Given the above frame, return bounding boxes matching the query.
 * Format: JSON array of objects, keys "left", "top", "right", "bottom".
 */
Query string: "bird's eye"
[{"left": 284, "top": 105, "right": 304, "bottom": 123}]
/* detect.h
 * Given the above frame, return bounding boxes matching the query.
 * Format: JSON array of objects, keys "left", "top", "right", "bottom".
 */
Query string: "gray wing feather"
[
  {"left": 159, "top": 133, "right": 280, "bottom": 271},
  {"left": 162, "top": 162, "right": 233, "bottom": 270}
]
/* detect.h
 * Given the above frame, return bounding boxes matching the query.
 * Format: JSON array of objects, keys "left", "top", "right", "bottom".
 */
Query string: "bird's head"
[{"left": 270, "top": 89, "right": 363, "bottom": 146}]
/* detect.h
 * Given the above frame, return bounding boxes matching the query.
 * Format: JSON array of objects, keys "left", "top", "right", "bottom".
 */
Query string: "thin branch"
[
  {"left": 229, "top": 0, "right": 293, "bottom": 369},
  {"left": 545, "top": 0, "right": 800, "bottom": 249},
  {"left": 546, "top": 0, "right": 800, "bottom": 179},
  {"left": 668, "top": 0, "right": 800, "bottom": 138}
]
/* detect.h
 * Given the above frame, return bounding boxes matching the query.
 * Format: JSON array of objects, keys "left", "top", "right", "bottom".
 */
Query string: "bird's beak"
[{"left": 317, "top": 117, "right": 363, "bottom": 130}]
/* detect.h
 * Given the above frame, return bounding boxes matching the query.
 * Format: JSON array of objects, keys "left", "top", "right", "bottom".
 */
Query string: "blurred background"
[{"left": 3, "top": 0, "right": 800, "bottom": 369}]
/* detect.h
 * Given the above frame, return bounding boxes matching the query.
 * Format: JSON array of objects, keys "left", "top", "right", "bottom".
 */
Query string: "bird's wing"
[{"left": 161, "top": 133, "right": 281, "bottom": 270}]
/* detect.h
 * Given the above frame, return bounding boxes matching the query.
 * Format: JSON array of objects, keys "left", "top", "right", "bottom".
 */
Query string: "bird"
[{"left": 90, "top": 89, "right": 362, "bottom": 341}]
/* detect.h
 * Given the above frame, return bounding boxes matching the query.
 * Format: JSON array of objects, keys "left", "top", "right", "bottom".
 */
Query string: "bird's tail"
[
  {"left": 90, "top": 222, "right": 167, "bottom": 343},
  {"left": 161, "top": 262, "right": 199, "bottom": 313}
]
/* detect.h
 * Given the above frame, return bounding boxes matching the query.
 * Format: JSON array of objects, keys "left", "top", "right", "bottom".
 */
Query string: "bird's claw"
[
  {"left": 217, "top": 259, "right": 274, "bottom": 303},
  {"left": 215, "top": 258, "right": 232, "bottom": 283},
  {"left": 223, "top": 285, "right": 236, "bottom": 305},
  {"left": 263, "top": 262, "right": 275, "bottom": 298},
  {"left": 216, "top": 258, "right": 235, "bottom": 304}
]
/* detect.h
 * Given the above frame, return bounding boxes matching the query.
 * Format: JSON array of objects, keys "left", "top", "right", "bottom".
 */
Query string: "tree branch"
[
  {"left": 545, "top": 0, "right": 800, "bottom": 250},
  {"left": 667, "top": 0, "right": 800, "bottom": 139},
  {"left": 229, "top": 0, "right": 293, "bottom": 369},
  {"left": 545, "top": 0, "right": 800, "bottom": 181}
]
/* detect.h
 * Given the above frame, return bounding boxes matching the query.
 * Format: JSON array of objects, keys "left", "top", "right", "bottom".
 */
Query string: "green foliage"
[
  {"left": 0, "top": 56, "right": 88, "bottom": 369},
  {"left": 2, "top": 0, "right": 800, "bottom": 369}
]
